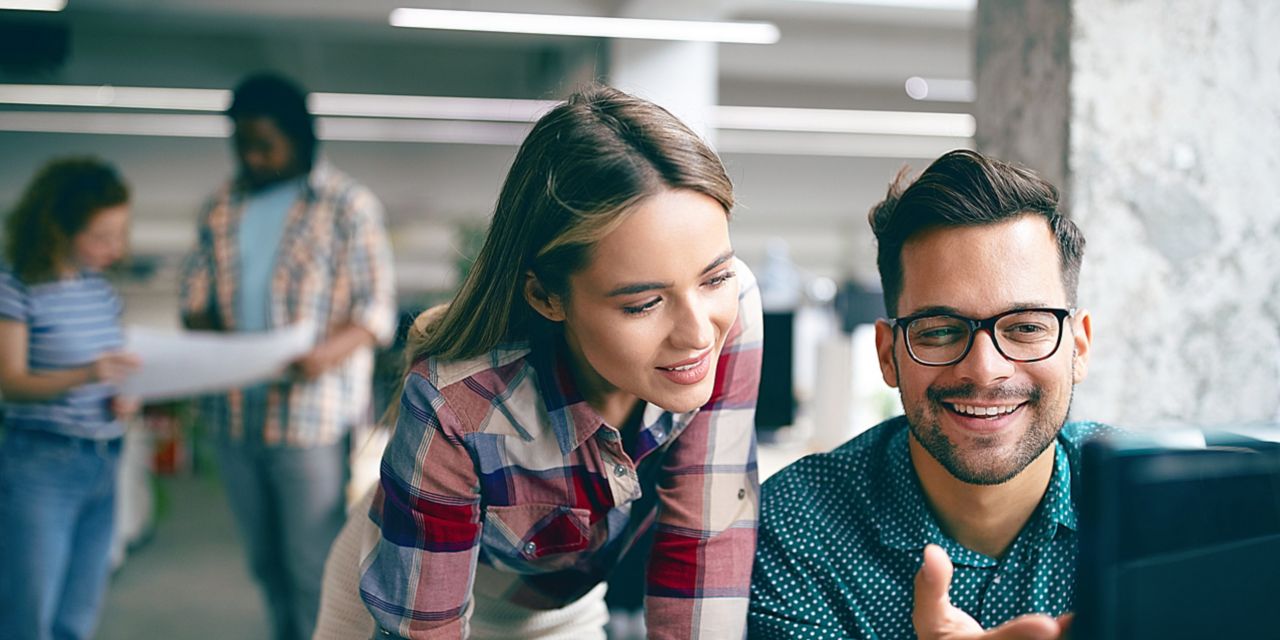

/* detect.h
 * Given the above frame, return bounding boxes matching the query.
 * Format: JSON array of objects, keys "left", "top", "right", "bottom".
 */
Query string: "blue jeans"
[
  {"left": 217, "top": 439, "right": 347, "bottom": 640},
  {"left": 0, "top": 428, "right": 122, "bottom": 640}
]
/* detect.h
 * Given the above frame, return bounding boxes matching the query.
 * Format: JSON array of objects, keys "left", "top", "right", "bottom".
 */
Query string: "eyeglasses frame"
[{"left": 888, "top": 307, "right": 1077, "bottom": 367}]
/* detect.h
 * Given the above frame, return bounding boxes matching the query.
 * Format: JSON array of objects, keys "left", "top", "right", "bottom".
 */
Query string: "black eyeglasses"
[{"left": 890, "top": 307, "right": 1076, "bottom": 367}]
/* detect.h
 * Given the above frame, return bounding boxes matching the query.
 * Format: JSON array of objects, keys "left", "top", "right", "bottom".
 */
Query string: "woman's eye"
[{"left": 622, "top": 298, "right": 661, "bottom": 315}]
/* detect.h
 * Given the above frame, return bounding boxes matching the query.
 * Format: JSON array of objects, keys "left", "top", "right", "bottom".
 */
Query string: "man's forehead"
[{"left": 896, "top": 216, "right": 1066, "bottom": 315}]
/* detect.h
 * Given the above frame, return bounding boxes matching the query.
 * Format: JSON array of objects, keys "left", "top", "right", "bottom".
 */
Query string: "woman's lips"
[{"left": 657, "top": 351, "right": 712, "bottom": 385}]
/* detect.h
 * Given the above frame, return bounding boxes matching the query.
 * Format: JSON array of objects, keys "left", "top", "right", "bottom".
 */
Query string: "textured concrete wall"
[
  {"left": 976, "top": 0, "right": 1280, "bottom": 428},
  {"left": 974, "top": 0, "right": 1071, "bottom": 190}
]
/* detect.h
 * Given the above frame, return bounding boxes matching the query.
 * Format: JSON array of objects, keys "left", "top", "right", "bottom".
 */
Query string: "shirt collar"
[
  {"left": 527, "top": 327, "right": 697, "bottom": 460},
  {"left": 874, "top": 418, "right": 1077, "bottom": 568}
]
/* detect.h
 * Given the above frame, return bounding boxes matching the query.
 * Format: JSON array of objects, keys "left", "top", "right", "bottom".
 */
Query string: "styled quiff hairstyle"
[
  {"left": 868, "top": 149, "right": 1085, "bottom": 315},
  {"left": 407, "top": 84, "right": 734, "bottom": 364}
]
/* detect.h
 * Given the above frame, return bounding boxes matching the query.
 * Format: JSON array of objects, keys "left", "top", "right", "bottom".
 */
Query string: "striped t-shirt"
[{"left": 0, "top": 265, "right": 125, "bottom": 440}]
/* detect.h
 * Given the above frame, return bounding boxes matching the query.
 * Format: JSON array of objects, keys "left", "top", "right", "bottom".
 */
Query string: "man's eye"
[
  {"left": 912, "top": 325, "right": 965, "bottom": 344},
  {"left": 705, "top": 270, "right": 737, "bottom": 288}
]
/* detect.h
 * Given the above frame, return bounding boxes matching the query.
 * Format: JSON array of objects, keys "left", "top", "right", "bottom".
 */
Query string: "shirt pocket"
[{"left": 483, "top": 503, "right": 593, "bottom": 572}]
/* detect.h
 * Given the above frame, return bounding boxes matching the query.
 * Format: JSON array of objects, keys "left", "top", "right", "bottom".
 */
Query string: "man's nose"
[{"left": 951, "top": 328, "right": 1014, "bottom": 384}]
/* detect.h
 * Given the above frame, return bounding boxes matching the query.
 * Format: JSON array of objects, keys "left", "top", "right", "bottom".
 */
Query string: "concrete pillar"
[
  {"left": 976, "top": 0, "right": 1280, "bottom": 427},
  {"left": 608, "top": 0, "right": 719, "bottom": 141}
]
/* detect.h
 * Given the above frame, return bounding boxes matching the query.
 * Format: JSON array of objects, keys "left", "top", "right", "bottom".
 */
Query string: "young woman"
[
  {"left": 315, "top": 86, "right": 763, "bottom": 639},
  {"left": 0, "top": 157, "right": 141, "bottom": 640}
]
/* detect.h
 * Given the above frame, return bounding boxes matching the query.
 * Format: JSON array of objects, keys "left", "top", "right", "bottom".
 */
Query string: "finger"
[
  {"left": 1057, "top": 613, "right": 1073, "bottom": 639},
  {"left": 981, "top": 614, "right": 1061, "bottom": 640},
  {"left": 914, "top": 544, "right": 955, "bottom": 611}
]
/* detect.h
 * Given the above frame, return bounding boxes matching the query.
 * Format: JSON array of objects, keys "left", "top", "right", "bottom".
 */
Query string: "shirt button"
[
  {"left": 737, "top": 488, "right": 746, "bottom": 500},
  {"left": 614, "top": 464, "right": 627, "bottom": 477},
  {"left": 523, "top": 541, "right": 537, "bottom": 555},
  {"left": 992, "top": 575, "right": 1002, "bottom": 585}
]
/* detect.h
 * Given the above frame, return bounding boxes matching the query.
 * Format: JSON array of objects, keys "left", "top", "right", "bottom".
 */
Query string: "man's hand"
[
  {"left": 288, "top": 324, "right": 376, "bottom": 381},
  {"left": 289, "top": 347, "right": 333, "bottom": 381},
  {"left": 913, "top": 544, "right": 1069, "bottom": 640}
]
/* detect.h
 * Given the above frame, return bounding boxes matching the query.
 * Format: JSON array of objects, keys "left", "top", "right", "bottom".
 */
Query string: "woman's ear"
[{"left": 524, "top": 271, "right": 566, "bottom": 322}]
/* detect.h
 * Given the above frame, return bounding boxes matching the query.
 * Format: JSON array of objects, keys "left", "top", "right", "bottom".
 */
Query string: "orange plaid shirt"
[{"left": 179, "top": 162, "right": 396, "bottom": 447}]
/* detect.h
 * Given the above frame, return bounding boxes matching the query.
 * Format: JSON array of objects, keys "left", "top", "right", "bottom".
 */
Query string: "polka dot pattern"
[{"left": 748, "top": 416, "right": 1113, "bottom": 638}]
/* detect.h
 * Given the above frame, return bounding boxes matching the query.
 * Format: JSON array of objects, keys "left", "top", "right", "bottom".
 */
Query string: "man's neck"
[{"left": 909, "top": 435, "right": 1057, "bottom": 559}]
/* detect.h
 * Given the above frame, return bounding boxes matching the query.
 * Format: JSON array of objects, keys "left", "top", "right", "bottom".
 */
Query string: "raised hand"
[{"left": 913, "top": 544, "right": 1067, "bottom": 640}]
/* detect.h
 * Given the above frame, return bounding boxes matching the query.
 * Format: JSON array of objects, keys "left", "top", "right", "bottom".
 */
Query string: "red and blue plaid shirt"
[{"left": 360, "top": 260, "right": 763, "bottom": 639}]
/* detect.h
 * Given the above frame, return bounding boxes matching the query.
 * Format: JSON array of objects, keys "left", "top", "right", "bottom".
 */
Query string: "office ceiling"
[{"left": 28, "top": 0, "right": 974, "bottom": 111}]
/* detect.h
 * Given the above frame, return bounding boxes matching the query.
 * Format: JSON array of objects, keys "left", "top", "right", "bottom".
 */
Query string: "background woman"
[
  {"left": 318, "top": 85, "right": 763, "bottom": 639},
  {"left": 0, "top": 157, "right": 141, "bottom": 640}
]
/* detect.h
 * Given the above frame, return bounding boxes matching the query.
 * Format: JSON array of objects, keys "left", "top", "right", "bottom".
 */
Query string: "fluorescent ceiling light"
[
  {"left": 318, "top": 118, "right": 530, "bottom": 146},
  {"left": 0, "top": 111, "right": 533, "bottom": 146},
  {"left": 0, "top": 84, "right": 978, "bottom": 156},
  {"left": 785, "top": 0, "right": 974, "bottom": 10},
  {"left": 718, "top": 130, "right": 972, "bottom": 159},
  {"left": 904, "top": 76, "right": 974, "bottom": 102},
  {"left": 309, "top": 93, "right": 554, "bottom": 122},
  {"left": 0, "top": 0, "right": 67, "bottom": 10},
  {"left": 0, "top": 84, "right": 556, "bottom": 122},
  {"left": 389, "top": 8, "right": 780, "bottom": 44},
  {"left": 0, "top": 112, "right": 229, "bottom": 138},
  {"left": 715, "top": 105, "right": 975, "bottom": 138},
  {"left": 0, "top": 84, "right": 229, "bottom": 110}
]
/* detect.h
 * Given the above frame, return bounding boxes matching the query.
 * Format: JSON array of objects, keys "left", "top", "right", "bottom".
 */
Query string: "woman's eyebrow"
[{"left": 605, "top": 249, "right": 735, "bottom": 297}]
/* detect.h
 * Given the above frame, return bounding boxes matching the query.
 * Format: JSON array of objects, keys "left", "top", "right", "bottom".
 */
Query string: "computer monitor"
[
  {"left": 754, "top": 311, "right": 796, "bottom": 434},
  {"left": 1076, "top": 429, "right": 1280, "bottom": 640}
]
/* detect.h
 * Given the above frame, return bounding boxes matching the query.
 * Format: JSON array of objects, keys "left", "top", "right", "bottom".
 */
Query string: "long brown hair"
[
  {"left": 406, "top": 85, "right": 734, "bottom": 367},
  {"left": 4, "top": 157, "right": 129, "bottom": 284}
]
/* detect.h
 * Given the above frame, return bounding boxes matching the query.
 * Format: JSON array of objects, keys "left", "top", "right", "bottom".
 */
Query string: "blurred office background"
[{"left": 1, "top": 0, "right": 1278, "bottom": 638}]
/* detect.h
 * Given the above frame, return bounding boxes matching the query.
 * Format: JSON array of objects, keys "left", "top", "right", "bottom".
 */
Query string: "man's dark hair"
[
  {"left": 868, "top": 149, "right": 1086, "bottom": 315},
  {"left": 227, "top": 72, "right": 317, "bottom": 172}
]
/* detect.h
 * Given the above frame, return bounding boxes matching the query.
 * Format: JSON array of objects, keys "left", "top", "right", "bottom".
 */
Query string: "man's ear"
[
  {"left": 875, "top": 319, "right": 900, "bottom": 389},
  {"left": 1071, "top": 308, "right": 1093, "bottom": 384},
  {"left": 524, "top": 271, "right": 566, "bottom": 322}
]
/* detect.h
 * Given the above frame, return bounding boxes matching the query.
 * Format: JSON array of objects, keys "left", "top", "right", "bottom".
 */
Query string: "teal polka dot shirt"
[{"left": 748, "top": 416, "right": 1113, "bottom": 639}]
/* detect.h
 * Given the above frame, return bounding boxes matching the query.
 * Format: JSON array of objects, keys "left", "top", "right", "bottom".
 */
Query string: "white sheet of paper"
[{"left": 119, "top": 324, "right": 315, "bottom": 401}]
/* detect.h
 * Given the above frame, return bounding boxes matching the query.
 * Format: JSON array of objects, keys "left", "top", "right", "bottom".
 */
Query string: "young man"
[
  {"left": 179, "top": 73, "right": 395, "bottom": 640},
  {"left": 749, "top": 149, "right": 1109, "bottom": 640}
]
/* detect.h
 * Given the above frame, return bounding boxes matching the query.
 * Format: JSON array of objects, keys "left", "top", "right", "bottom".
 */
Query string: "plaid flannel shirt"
[
  {"left": 361, "top": 259, "right": 763, "bottom": 639},
  {"left": 179, "top": 162, "right": 396, "bottom": 447}
]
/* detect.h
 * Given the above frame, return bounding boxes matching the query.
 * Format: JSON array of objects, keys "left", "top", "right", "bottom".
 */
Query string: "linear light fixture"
[
  {"left": 784, "top": 0, "right": 974, "bottom": 10},
  {"left": 715, "top": 105, "right": 975, "bottom": 138},
  {"left": 904, "top": 76, "right": 975, "bottom": 103},
  {"left": 0, "top": 84, "right": 230, "bottom": 111},
  {"left": 0, "top": 84, "right": 976, "bottom": 156},
  {"left": 389, "top": 8, "right": 780, "bottom": 44},
  {"left": 0, "top": 112, "right": 533, "bottom": 146},
  {"left": 0, "top": 84, "right": 558, "bottom": 122},
  {"left": 0, "top": 0, "right": 67, "bottom": 10}
]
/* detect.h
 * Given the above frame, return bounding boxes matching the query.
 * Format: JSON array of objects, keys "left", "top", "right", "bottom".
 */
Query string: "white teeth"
[
  {"left": 666, "top": 362, "right": 697, "bottom": 372},
  {"left": 951, "top": 403, "right": 1019, "bottom": 417}
]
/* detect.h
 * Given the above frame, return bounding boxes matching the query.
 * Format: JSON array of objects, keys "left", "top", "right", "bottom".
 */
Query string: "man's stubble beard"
[{"left": 897, "top": 356, "right": 1075, "bottom": 486}]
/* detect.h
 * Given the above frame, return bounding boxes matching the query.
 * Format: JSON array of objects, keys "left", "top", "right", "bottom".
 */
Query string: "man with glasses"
[{"left": 749, "top": 149, "right": 1110, "bottom": 639}]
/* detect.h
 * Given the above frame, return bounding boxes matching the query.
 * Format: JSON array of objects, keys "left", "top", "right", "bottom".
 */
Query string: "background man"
[{"left": 180, "top": 72, "right": 396, "bottom": 640}]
